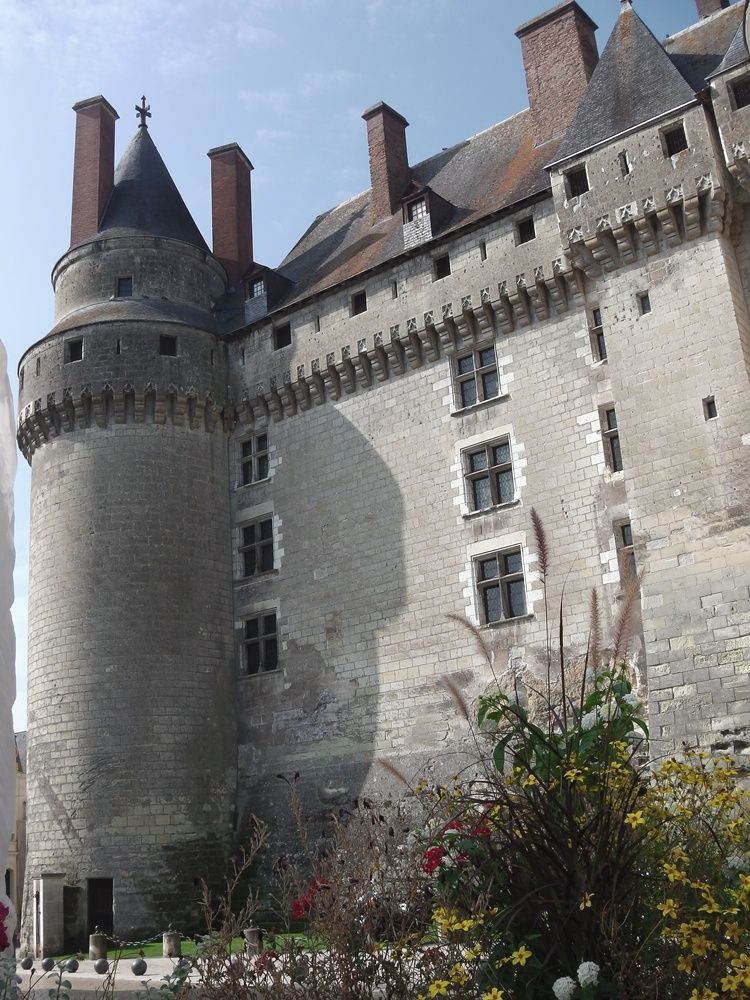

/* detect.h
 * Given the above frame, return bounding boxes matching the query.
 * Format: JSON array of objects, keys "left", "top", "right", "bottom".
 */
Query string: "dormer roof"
[
  {"left": 551, "top": 2, "right": 697, "bottom": 166},
  {"left": 707, "top": 16, "right": 748, "bottom": 77},
  {"left": 98, "top": 127, "right": 209, "bottom": 252}
]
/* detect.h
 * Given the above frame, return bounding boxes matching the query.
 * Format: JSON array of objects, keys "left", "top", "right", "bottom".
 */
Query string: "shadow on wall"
[{"left": 235, "top": 403, "right": 407, "bottom": 855}]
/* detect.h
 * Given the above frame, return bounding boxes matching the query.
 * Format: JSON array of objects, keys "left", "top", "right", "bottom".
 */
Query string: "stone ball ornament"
[
  {"left": 40, "top": 957, "right": 55, "bottom": 971},
  {"left": 94, "top": 958, "right": 109, "bottom": 974},
  {"left": 20, "top": 957, "right": 33, "bottom": 970},
  {"left": 131, "top": 958, "right": 148, "bottom": 976},
  {"left": 65, "top": 958, "right": 79, "bottom": 972}
]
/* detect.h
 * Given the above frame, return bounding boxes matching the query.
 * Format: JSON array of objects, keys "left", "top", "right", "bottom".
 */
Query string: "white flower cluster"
[
  {"left": 552, "top": 961, "right": 600, "bottom": 997},
  {"left": 621, "top": 692, "right": 641, "bottom": 709},
  {"left": 580, "top": 708, "right": 600, "bottom": 732},
  {"left": 577, "top": 961, "right": 600, "bottom": 987},
  {"left": 552, "top": 976, "right": 577, "bottom": 999}
]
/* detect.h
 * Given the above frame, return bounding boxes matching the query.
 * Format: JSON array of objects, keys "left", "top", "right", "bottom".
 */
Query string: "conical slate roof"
[
  {"left": 99, "top": 127, "right": 209, "bottom": 251},
  {"left": 552, "top": 1, "right": 697, "bottom": 164}
]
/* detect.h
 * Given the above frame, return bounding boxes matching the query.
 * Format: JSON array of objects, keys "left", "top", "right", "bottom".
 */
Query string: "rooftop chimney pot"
[
  {"left": 70, "top": 96, "right": 119, "bottom": 247},
  {"left": 516, "top": 2, "right": 599, "bottom": 147},
  {"left": 207, "top": 143, "right": 254, "bottom": 287},
  {"left": 362, "top": 102, "right": 410, "bottom": 224}
]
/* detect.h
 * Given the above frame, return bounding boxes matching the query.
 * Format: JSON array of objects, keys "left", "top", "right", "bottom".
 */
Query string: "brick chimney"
[
  {"left": 70, "top": 96, "right": 118, "bottom": 247},
  {"left": 696, "top": 0, "right": 729, "bottom": 17},
  {"left": 516, "top": 2, "right": 599, "bottom": 146},
  {"left": 362, "top": 102, "right": 410, "bottom": 224},
  {"left": 207, "top": 143, "right": 254, "bottom": 287}
]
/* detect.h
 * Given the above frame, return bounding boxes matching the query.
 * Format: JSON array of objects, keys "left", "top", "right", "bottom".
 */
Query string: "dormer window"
[
  {"left": 662, "top": 123, "right": 688, "bottom": 157},
  {"left": 407, "top": 198, "right": 428, "bottom": 222},
  {"left": 732, "top": 78, "right": 750, "bottom": 111},
  {"left": 116, "top": 276, "right": 133, "bottom": 298},
  {"left": 565, "top": 165, "right": 589, "bottom": 198},
  {"left": 248, "top": 278, "right": 265, "bottom": 299}
]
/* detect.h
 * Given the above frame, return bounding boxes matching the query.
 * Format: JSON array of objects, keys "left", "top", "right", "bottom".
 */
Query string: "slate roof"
[
  {"left": 704, "top": 12, "right": 748, "bottom": 77},
  {"left": 15, "top": 731, "right": 26, "bottom": 773},
  {"left": 277, "top": 110, "right": 558, "bottom": 305},
  {"left": 98, "top": 127, "right": 209, "bottom": 252},
  {"left": 551, "top": 2, "right": 698, "bottom": 165}
]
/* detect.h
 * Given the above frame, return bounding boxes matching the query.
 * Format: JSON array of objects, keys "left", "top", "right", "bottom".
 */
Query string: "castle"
[{"left": 16, "top": 0, "right": 750, "bottom": 953}]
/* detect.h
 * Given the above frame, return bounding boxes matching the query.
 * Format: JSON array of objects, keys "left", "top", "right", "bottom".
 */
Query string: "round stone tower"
[{"left": 18, "top": 97, "right": 238, "bottom": 945}]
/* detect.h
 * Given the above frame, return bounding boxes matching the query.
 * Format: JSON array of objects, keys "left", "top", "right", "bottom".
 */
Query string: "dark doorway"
[
  {"left": 87, "top": 878, "right": 113, "bottom": 936},
  {"left": 4, "top": 869, "right": 9, "bottom": 896}
]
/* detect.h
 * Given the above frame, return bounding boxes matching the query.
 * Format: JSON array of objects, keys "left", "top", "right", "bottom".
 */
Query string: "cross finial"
[{"left": 136, "top": 96, "right": 151, "bottom": 129}]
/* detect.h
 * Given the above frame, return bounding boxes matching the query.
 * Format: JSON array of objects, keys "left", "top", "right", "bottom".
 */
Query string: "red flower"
[
  {"left": 470, "top": 823, "right": 491, "bottom": 837},
  {"left": 442, "top": 820, "right": 463, "bottom": 833},
  {"left": 422, "top": 845, "right": 446, "bottom": 874}
]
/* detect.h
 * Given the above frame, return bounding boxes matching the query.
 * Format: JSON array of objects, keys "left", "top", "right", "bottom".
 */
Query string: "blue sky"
[{"left": 2, "top": 0, "right": 716, "bottom": 728}]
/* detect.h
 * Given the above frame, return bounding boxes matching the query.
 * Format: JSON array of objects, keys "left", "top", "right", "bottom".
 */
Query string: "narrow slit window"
[
  {"left": 314, "top": 315, "right": 321, "bottom": 333},
  {"left": 602, "top": 407, "right": 623, "bottom": 472},
  {"left": 703, "top": 396, "right": 718, "bottom": 420},
  {"left": 479, "top": 240, "right": 487, "bottom": 262},
  {"left": 638, "top": 292, "right": 652, "bottom": 315},
  {"left": 35, "top": 358, "right": 40, "bottom": 376},
  {"left": 116, "top": 339, "right": 121, "bottom": 356},
  {"left": 391, "top": 281, "right": 398, "bottom": 299},
  {"left": 616, "top": 521, "right": 637, "bottom": 584},
  {"left": 590, "top": 308, "right": 607, "bottom": 362},
  {"left": 618, "top": 151, "right": 631, "bottom": 176}
]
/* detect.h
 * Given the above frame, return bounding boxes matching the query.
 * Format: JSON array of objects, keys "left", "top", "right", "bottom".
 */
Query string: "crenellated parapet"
[
  {"left": 17, "top": 381, "right": 230, "bottom": 461},
  {"left": 232, "top": 255, "right": 585, "bottom": 430}
]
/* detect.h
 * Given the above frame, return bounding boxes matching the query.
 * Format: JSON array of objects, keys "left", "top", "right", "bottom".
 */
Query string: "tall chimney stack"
[
  {"left": 208, "top": 143, "right": 254, "bottom": 287},
  {"left": 70, "top": 96, "right": 118, "bottom": 247},
  {"left": 516, "top": 2, "right": 599, "bottom": 146},
  {"left": 695, "top": 0, "right": 729, "bottom": 17},
  {"left": 362, "top": 102, "right": 410, "bottom": 224}
]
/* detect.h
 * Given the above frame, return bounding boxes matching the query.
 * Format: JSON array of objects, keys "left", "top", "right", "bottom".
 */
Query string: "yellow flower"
[
  {"left": 511, "top": 944, "right": 532, "bottom": 966},
  {"left": 579, "top": 892, "right": 593, "bottom": 911},
  {"left": 481, "top": 990, "right": 505, "bottom": 1000},
  {"left": 522, "top": 773, "right": 538, "bottom": 788},
  {"left": 466, "top": 945, "right": 482, "bottom": 960},
  {"left": 677, "top": 954, "right": 693, "bottom": 974},
  {"left": 448, "top": 964, "right": 469, "bottom": 986},
  {"left": 625, "top": 810, "right": 646, "bottom": 828},
  {"left": 564, "top": 767, "right": 584, "bottom": 784},
  {"left": 428, "top": 982, "right": 450, "bottom": 998},
  {"left": 656, "top": 898, "right": 679, "bottom": 919},
  {"left": 689, "top": 989, "right": 719, "bottom": 999}
]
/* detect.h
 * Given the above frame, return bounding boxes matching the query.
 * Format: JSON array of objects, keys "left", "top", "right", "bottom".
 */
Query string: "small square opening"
[
  {"left": 65, "top": 338, "right": 83, "bottom": 364},
  {"left": 566, "top": 165, "right": 590, "bottom": 197},
  {"left": 516, "top": 217, "right": 536, "bottom": 244},
  {"left": 637, "top": 291, "right": 652, "bottom": 315},
  {"left": 663, "top": 124, "right": 688, "bottom": 157},
  {"left": 159, "top": 334, "right": 178, "bottom": 357},
  {"left": 618, "top": 151, "right": 631, "bottom": 176},
  {"left": 703, "top": 396, "right": 718, "bottom": 420},
  {"left": 732, "top": 78, "right": 750, "bottom": 111},
  {"left": 434, "top": 255, "right": 451, "bottom": 280},
  {"left": 273, "top": 323, "right": 292, "bottom": 350},
  {"left": 116, "top": 276, "right": 133, "bottom": 298},
  {"left": 351, "top": 290, "right": 368, "bottom": 315}
]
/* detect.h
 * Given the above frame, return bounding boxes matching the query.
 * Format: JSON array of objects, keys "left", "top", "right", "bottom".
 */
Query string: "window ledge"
[
  {"left": 451, "top": 393, "right": 509, "bottom": 417},
  {"left": 481, "top": 613, "right": 535, "bottom": 630},
  {"left": 591, "top": 358, "right": 608, "bottom": 368},
  {"left": 463, "top": 499, "right": 521, "bottom": 520},
  {"left": 239, "top": 668, "right": 281, "bottom": 680},
  {"left": 604, "top": 469, "right": 625, "bottom": 483},
  {"left": 238, "top": 477, "right": 271, "bottom": 490},
  {"left": 235, "top": 569, "right": 279, "bottom": 585}
]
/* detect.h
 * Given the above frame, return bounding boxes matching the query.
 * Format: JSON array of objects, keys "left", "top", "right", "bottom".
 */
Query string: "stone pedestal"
[
  {"left": 89, "top": 932, "right": 107, "bottom": 960},
  {"left": 162, "top": 930, "right": 181, "bottom": 958},
  {"left": 243, "top": 927, "right": 262, "bottom": 955}
]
